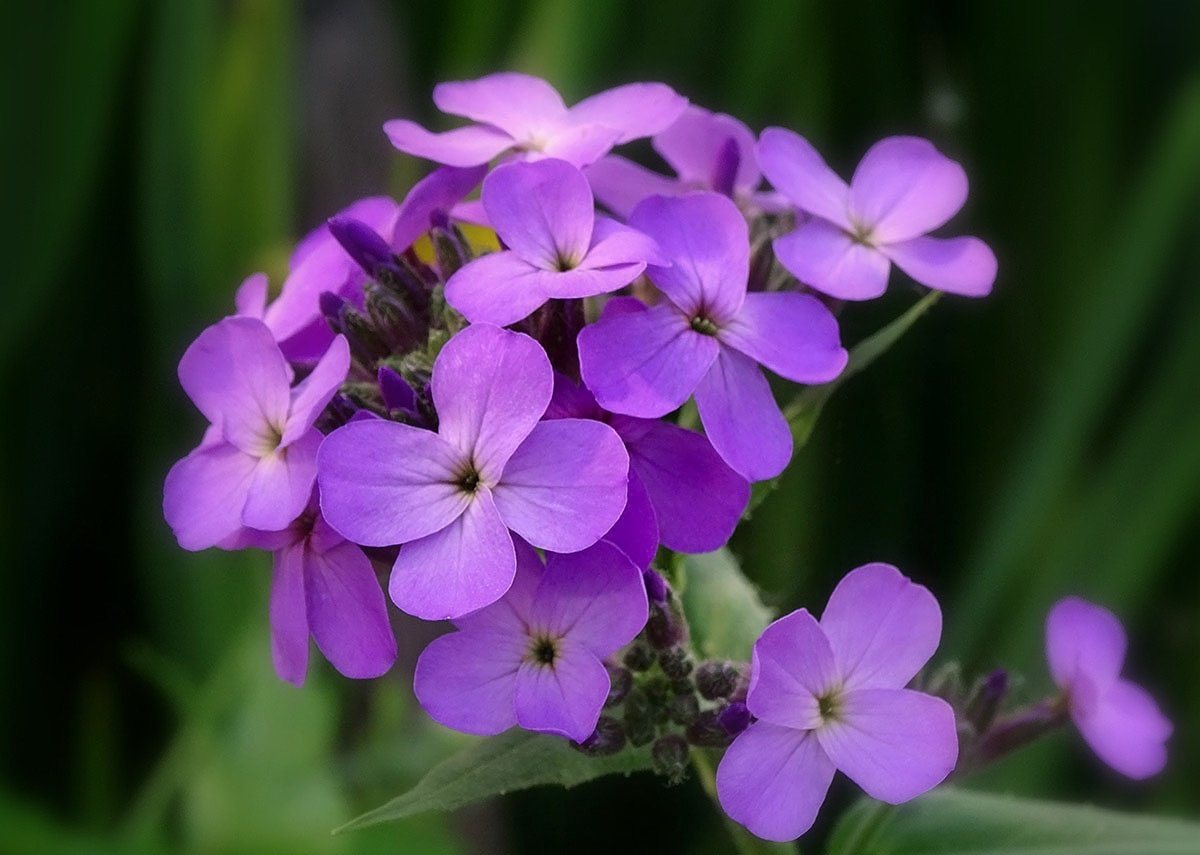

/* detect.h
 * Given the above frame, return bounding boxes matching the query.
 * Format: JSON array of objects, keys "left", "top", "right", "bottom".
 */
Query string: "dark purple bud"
[
  {"left": 341, "top": 306, "right": 391, "bottom": 367},
  {"left": 428, "top": 208, "right": 451, "bottom": 231},
  {"left": 621, "top": 689, "right": 656, "bottom": 747},
  {"left": 643, "top": 568, "right": 669, "bottom": 604},
  {"left": 718, "top": 700, "right": 752, "bottom": 737},
  {"left": 430, "top": 224, "right": 469, "bottom": 278},
  {"left": 328, "top": 216, "right": 396, "bottom": 279},
  {"left": 685, "top": 711, "right": 733, "bottom": 748},
  {"left": 376, "top": 365, "right": 419, "bottom": 414},
  {"left": 695, "top": 660, "right": 740, "bottom": 701},
  {"left": 364, "top": 283, "right": 424, "bottom": 354},
  {"left": 658, "top": 648, "right": 693, "bottom": 681},
  {"left": 650, "top": 734, "right": 690, "bottom": 785},
  {"left": 604, "top": 663, "right": 633, "bottom": 708},
  {"left": 668, "top": 692, "right": 700, "bottom": 727},
  {"left": 571, "top": 715, "right": 627, "bottom": 756},
  {"left": 965, "top": 669, "right": 1009, "bottom": 735},
  {"left": 622, "top": 642, "right": 655, "bottom": 672},
  {"left": 319, "top": 290, "right": 349, "bottom": 331},
  {"left": 646, "top": 599, "right": 688, "bottom": 650},
  {"left": 710, "top": 137, "right": 741, "bottom": 198}
]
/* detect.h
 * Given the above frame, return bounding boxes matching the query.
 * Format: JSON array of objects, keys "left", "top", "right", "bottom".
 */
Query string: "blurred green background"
[{"left": 2, "top": 1, "right": 1198, "bottom": 852}]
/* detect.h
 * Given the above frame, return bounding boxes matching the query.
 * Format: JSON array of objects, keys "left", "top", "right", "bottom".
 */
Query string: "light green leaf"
[
  {"left": 828, "top": 789, "right": 1200, "bottom": 855},
  {"left": 336, "top": 729, "right": 652, "bottom": 833},
  {"left": 681, "top": 548, "right": 775, "bottom": 661}
]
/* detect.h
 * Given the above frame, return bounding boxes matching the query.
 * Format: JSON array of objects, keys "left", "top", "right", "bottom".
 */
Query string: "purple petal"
[
  {"left": 628, "top": 193, "right": 749, "bottom": 321},
  {"left": 820, "top": 563, "right": 942, "bottom": 691},
  {"left": 716, "top": 722, "right": 836, "bottom": 843},
  {"left": 383, "top": 119, "right": 513, "bottom": 167},
  {"left": 585, "top": 216, "right": 665, "bottom": 266},
  {"left": 602, "top": 470, "right": 659, "bottom": 569},
  {"left": 453, "top": 536, "right": 544, "bottom": 635},
  {"left": 773, "top": 219, "right": 891, "bottom": 301},
  {"left": 305, "top": 539, "right": 397, "bottom": 680},
  {"left": 492, "top": 419, "right": 629, "bottom": 553},
  {"left": 577, "top": 299, "right": 718, "bottom": 417},
  {"left": 653, "top": 106, "right": 760, "bottom": 191},
  {"left": 483, "top": 159, "right": 594, "bottom": 269},
  {"left": 282, "top": 335, "right": 349, "bottom": 446},
  {"left": 163, "top": 440, "right": 258, "bottom": 551},
  {"left": 585, "top": 155, "right": 682, "bottom": 218},
  {"left": 317, "top": 420, "right": 468, "bottom": 546},
  {"left": 433, "top": 72, "right": 566, "bottom": 138},
  {"left": 747, "top": 609, "right": 838, "bottom": 729},
  {"left": 514, "top": 643, "right": 610, "bottom": 742},
  {"left": 568, "top": 82, "right": 688, "bottom": 143},
  {"left": 882, "top": 235, "right": 997, "bottom": 297},
  {"left": 392, "top": 164, "right": 489, "bottom": 251},
  {"left": 270, "top": 542, "right": 310, "bottom": 686},
  {"left": 849, "top": 136, "right": 968, "bottom": 243},
  {"left": 1074, "top": 679, "right": 1171, "bottom": 779},
  {"left": 389, "top": 489, "right": 516, "bottom": 620},
  {"left": 545, "top": 373, "right": 603, "bottom": 420},
  {"left": 694, "top": 348, "right": 791, "bottom": 481},
  {"left": 722, "top": 292, "right": 847, "bottom": 384},
  {"left": 235, "top": 272, "right": 269, "bottom": 318},
  {"left": 444, "top": 251, "right": 557, "bottom": 326},
  {"left": 377, "top": 365, "right": 418, "bottom": 414},
  {"left": 614, "top": 416, "right": 749, "bottom": 553},
  {"left": 530, "top": 541, "right": 649, "bottom": 656},
  {"left": 432, "top": 324, "right": 553, "bottom": 479},
  {"left": 757, "top": 127, "right": 851, "bottom": 229},
  {"left": 536, "top": 124, "right": 623, "bottom": 168},
  {"left": 817, "top": 688, "right": 958, "bottom": 803},
  {"left": 178, "top": 317, "right": 292, "bottom": 454},
  {"left": 1046, "top": 596, "right": 1127, "bottom": 692},
  {"left": 242, "top": 430, "right": 322, "bottom": 530},
  {"left": 413, "top": 626, "right": 523, "bottom": 735}
]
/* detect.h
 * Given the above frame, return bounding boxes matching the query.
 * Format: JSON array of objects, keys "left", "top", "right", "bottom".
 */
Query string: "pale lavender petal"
[
  {"left": 392, "top": 164, "right": 489, "bottom": 251},
  {"left": 602, "top": 471, "right": 658, "bottom": 569},
  {"left": 585, "top": 216, "right": 666, "bottom": 265},
  {"left": 545, "top": 373, "right": 602, "bottom": 421},
  {"left": 270, "top": 542, "right": 309, "bottom": 686},
  {"left": 514, "top": 643, "right": 610, "bottom": 741},
  {"left": 757, "top": 127, "right": 851, "bottom": 229},
  {"left": 450, "top": 198, "right": 489, "bottom": 228},
  {"left": 242, "top": 430, "right": 323, "bottom": 531},
  {"left": 628, "top": 193, "right": 749, "bottom": 322},
  {"left": 530, "top": 541, "right": 648, "bottom": 655},
  {"left": 882, "top": 235, "right": 997, "bottom": 297},
  {"left": 716, "top": 722, "right": 836, "bottom": 843},
  {"left": 163, "top": 441, "right": 258, "bottom": 551},
  {"left": 383, "top": 119, "right": 513, "bottom": 167},
  {"left": 577, "top": 299, "right": 718, "bottom": 417},
  {"left": 722, "top": 292, "right": 847, "bottom": 384},
  {"left": 1074, "top": 679, "right": 1172, "bottom": 779},
  {"left": 849, "top": 136, "right": 968, "bottom": 243},
  {"left": 694, "top": 348, "right": 791, "bottom": 481},
  {"left": 235, "top": 272, "right": 268, "bottom": 318},
  {"left": 453, "top": 536, "right": 544, "bottom": 635},
  {"left": 817, "top": 688, "right": 958, "bottom": 803},
  {"left": 413, "top": 626, "right": 524, "bottom": 735},
  {"left": 536, "top": 124, "right": 623, "bottom": 168},
  {"left": 747, "top": 609, "right": 838, "bottom": 729},
  {"left": 305, "top": 540, "right": 397, "bottom": 680},
  {"left": 432, "top": 324, "right": 553, "bottom": 479},
  {"left": 539, "top": 267, "right": 646, "bottom": 300},
  {"left": 585, "top": 155, "right": 683, "bottom": 219},
  {"left": 614, "top": 416, "right": 749, "bottom": 554},
  {"left": 317, "top": 420, "right": 468, "bottom": 546},
  {"left": 433, "top": 72, "right": 566, "bottom": 137},
  {"left": 282, "top": 335, "right": 349, "bottom": 446},
  {"left": 820, "top": 563, "right": 942, "bottom": 691},
  {"left": 773, "top": 219, "right": 891, "bottom": 301},
  {"left": 483, "top": 158, "right": 594, "bottom": 269},
  {"left": 178, "top": 317, "right": 292, "bottom": 454},
  {"left": 569, "top": 82, "right": 688, "bottom": 142},
  {"left": 653, "top": 106, "right": 760, "bottom": 191},
  {"left": 1046, "top": 596, "right": 1127, "bottom": 692},
  {"left": 444, "top": 251, "right": 556, "bottom": 326},
  {"left": 389, "top": 489, "right": 516, "bottom": 620},
  {"left": 492, "top": 419, "right": 629, "bottom": 553}
]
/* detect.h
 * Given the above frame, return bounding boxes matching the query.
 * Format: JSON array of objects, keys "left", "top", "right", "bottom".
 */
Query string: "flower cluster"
[{"left": 163, "top": 72, "right": 1166, "bottom": 841}]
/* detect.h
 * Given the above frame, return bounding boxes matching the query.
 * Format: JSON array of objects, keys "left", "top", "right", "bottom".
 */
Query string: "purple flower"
[
  {"left": 758, "top": 129, "right": 997, "bottom": 300},
  {"left": 1046, "top": 597, "right": 1171, "bottom": 779},
  {"left": 163, "top": 317, "right": 350, "bottom": 551},
  {"left": 546, "top": 373, "right": 750, "bottom": 567},
  {"left": 577, "top": 193, "right": 847, "bottom": 481},
  {"left": 414, "top": 539, "right": 647, "bottom": 742},
  {"left": 317, "top": 324, "right": 629, "bottom": 620},
  {"left": 586, "top": 105, "right": 785, "bottom": 217},
  {"left": 384, "top": 72, "right": 687, "bottom": 168},
  {"left": 445, "top": 159, "right": 662, "bottom": 326},
  {"left": 717, "top": 563, "right": 957, "bottom": 842},
  {"left": 253, "top": 493, "right": 397, "bottom": 686}
]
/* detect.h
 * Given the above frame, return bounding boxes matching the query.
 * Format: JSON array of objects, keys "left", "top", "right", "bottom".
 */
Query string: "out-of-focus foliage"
[{"left": 1, "top": 1, "right": 1197, "bottom": 852}]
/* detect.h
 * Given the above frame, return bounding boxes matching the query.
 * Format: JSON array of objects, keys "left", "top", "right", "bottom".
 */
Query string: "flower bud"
[
  {"left": 645, "top": 598, "right": 688, "bottom": 650},
  {"left": 429, "top": 217, "right": 470, "bottom": 278},
  {"left": 622, "top": 641, "right": 655, "bottom": 672},
  {"left": 327, "top": 216, "right": 398, "bottom": 281},
  {"left": 622, "top": 689, "right": 657, "bottom": 748},
  {"left": 571, "top": 715, "right": 626, "bottom": 756},
  {"left": 668, "top": 691, "right": 700, "bottom": 727},
  {"left": 651, "top": 734, "right": 690, "bottom": 785},
  {"left": 717, "top": 700, "right": 752, "bottom": 737},
  {"left": 695, "top": 660, "right": 740, "bottom": 700},
  {"left": 643, "top": 568, "right": 669, "bottom": 603},
  {"left": 605, "top": 663, "right": 633, "bottom": 708},
  {"left": 711, "top": 136, "right": 740, "bottom": 199},
  {"left": 965, "top": 669, "right": 1009, "bottom": 735},
  {"left": 685, "top": 711, "right": 732, "bottom": 748},
  {"left": 365, "top": 282, "right": 424, "bottom": 354},
  {"left": 658, "top": 648, "right": 693, "bottom": 681}
]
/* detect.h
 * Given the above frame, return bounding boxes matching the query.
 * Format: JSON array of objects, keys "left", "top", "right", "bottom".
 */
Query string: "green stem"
[
  {"left": 833, "top": 799, "right": 894, "bottom": 854},
  {"left": 691, "top": 750, "right": 795, "bottom": 855}
]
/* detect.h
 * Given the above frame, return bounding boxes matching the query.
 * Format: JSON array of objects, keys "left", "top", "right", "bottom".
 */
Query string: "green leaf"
[
  {"left": 828, "top": 789, "right": 1200, "bottom": 855},
  {"left": 681, "top": 548, "right": 775, "bottom": 661},
  {"left": 336, "top": 729, "right": 652, "bottom": 833}
]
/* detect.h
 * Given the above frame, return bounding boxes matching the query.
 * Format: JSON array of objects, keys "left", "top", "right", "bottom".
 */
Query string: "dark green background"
[{"left": 2, "top": 1, "right": 1198, "bottom": 852}]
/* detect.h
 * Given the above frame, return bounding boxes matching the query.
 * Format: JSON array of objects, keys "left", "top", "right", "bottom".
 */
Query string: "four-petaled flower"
[
  {"left": 759, "top": 129, "right": 997, "bottom": 300},
  {"left": 1046, "top": 597, "right": 1172, "bottom": 779},
  {"left": 445, "top": 158, "right": 663, "bottom": 326},
  {"left": 414, "top": 539, "right": 648, "bottom": 742},
  {"left": 317, "top": 323, "right": 629, "bottom": 620},
  {"left": 717, "top": 563, "right": 957, "bottom": 842},
  {"left": 385, "top": 71, "right": 687, "bottom": 168},
  {"left": 578, "top": 192, "right": 847, "bottom": 481},
  {"left": 163, "top": 317, "right": 349, "bottom": 550}
]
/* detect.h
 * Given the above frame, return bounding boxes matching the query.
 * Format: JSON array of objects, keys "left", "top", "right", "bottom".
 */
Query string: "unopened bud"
[
  {"left": 924, "top": 661, "right": 963, "bottom": 705},
  {"left": 668, "top": 692, "right": 700, "bottom": 727},
  {"left": 340, "top": 305, "right": 391, "bottom": 367},
  {"left": 571, "top": 715, "right": 626, "bottom": 756},
  {"left": 685, "top": 711, "right": 733, "bottom": 748},
  {"left": 429, "top": 218, "right": 470, "bottom": 278},
  {"left": 328, "top": 216, "right": 398, "bottom": 280},
  {"left": 695, "top": 661, "right": 739, "bottom": 700},
  {"left": 651, "top": 734, "right": 690, "bottom": 785},
  {"left": 711, "top": 136, "right": 741, "bottom": 199},
  {"left": 717, "top": 701, "right": 752, "bottom": 737},
  {"left": 646, "top": 598, "right": 688, "bottom": 650},
  {"left": 643, "top": 568, "right": 669, "bottom": 604},
  {"left": 365, "top": 283, "right": 424, "bottom": 354},
  {"left": 658, "top": 648, "right": 693, "bottom": 681},
  {"left": 622, "top": 642, "right": 655, "bottom": 672},
  {"left": 622, "top": 689, "right": 656, "bottom": 747},
  {"left": 965, "top": 669, "right": 1009, "bottom": 735},
  {"left": 605, "top": 663, "right": 633, "bottom": 708}
]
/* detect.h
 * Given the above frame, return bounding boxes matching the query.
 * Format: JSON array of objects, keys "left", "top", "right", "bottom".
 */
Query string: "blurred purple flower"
[
  {"left": 414, "top": 539, "right": 647, "bottom": 742},
  {"left": 717, "top": 563, "right": 957, "bottom": 842},
  {"left": 317, "top": 324, "right": 629, "bottom": 620},
  {"left": 758, "top": 129, "right": 997, "bottom": 300},
  {"left": 1046, "top": 597, "right": 1171, "bottom": 779},
  {"left": 384, "top": 71, "right": 687, "bottom": 168},
  {"left": 163, "top": 317, "right": 349, "bottom": 550},
  {"left": 577, "top": 193, "right": 847, "bottom": 481},
  {"left": 445, "top": 159, "right": 662, "bottom": 326}
]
